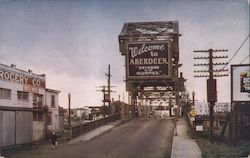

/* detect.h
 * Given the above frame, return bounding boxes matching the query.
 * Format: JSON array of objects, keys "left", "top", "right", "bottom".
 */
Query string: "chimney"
[
  {"left": 11, "top": 64, "right": 16, "bottom": 68},
  {"left": 180, "top": 72, "right": 183, "bottom": 78},
  {"left": 28, "top": 70, "right": 32, "bottom": 73}
]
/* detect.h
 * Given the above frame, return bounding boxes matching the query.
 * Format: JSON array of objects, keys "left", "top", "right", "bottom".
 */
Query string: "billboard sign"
[
  {"left": 240, "top": 69, "right": 250, "bottom": 93},
  {"left": 231, "top": 64, "right": 250, "bottom": 102},
  {"left": 126, "top": 41, "right": 171, "bottom": 80}
]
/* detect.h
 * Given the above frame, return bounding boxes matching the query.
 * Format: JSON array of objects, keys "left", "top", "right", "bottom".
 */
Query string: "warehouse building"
[{"left": 0, "top": 63, "right": 61, "bottom": 147}]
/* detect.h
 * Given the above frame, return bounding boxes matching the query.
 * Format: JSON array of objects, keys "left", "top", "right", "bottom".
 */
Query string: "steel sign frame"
[{"left": 126, "top": 41, "right": 171, "bottom": 80}]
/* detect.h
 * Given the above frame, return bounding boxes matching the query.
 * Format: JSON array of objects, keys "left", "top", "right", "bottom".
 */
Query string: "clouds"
[
  {"left": 0, "top": 1, "right": 115, "bottom": 78},
  {"left": 0, "top": 0, "right": 249, "bottom": 107}
]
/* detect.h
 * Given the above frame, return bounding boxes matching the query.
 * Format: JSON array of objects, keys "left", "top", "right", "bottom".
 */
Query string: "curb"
[{"left": 68, "top": 120, "right": 124, "bottom": 144}]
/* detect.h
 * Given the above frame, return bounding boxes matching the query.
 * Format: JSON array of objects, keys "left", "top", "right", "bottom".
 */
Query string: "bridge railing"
[{"left": 71, "top": 113, "right": 121, "bottom": 138}]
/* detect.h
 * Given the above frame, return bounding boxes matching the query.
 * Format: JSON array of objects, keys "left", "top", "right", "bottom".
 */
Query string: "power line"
[
  {"left": 218, "top": 34, "right": 249, "bottom": 72},
  {"left": 240, "top": 55, "right": 250, "bottom": 64},
  {"left": 227, "top": 34, "right": 249, "bottom": 65}
]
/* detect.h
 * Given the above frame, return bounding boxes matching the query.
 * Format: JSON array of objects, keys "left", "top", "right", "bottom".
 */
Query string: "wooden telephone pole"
[
  {"left": 96, "top": 86, "right": 109, "bottom": 117},
  {"left": 68, "top": 93, "right": 72, "bottom": 139},
  {"left": 194, "top": 48, "right": 228, "bottom": 144},
  {"left": 96, "top": 64, "right": 115, "bottom": 116},
  {"left": 106, "top": 64, "right": 111, "bottom": 113}
]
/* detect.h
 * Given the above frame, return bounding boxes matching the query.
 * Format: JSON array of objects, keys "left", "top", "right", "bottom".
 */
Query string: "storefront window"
[
  {"left": 33, "top": 94, "right": 43, "bottom": 107},
  {"left": 17, "top": 91, "right": 29, "bottom": 100},
  {"left": 51, "top": 95, "right": 55, "bottom": 108},
  {"left": 33, "top": 112, "right": 43, "bottom": 121},
  {"left": 0, "top": 88, "right": 11, "bottom": 99}
]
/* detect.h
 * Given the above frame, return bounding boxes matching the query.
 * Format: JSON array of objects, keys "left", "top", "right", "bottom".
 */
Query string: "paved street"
[{"left": 6, "top": 118, "right": 175, "bottom": 158}]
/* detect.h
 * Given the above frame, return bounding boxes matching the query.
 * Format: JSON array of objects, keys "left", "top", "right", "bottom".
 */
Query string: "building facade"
[
  {"left": 0, "top": 63, "right": 61, "bottom": 147},
  {"left": 46, "top": 89, "right": 61, "bottom": 134}
]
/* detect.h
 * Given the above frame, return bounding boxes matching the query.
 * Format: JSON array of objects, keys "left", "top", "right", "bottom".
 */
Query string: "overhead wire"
[
  {"left": 221, "top": 34, "right": 249, "bottom": 70},
  {"left": 228, "top": 34, "right": 249, "bottom": 65},
  {"left": 213, "top": 34, "right": 249, "bottom": 76},
  {"left": 240, "top": 55, "right": 250, "bottom": 64}
]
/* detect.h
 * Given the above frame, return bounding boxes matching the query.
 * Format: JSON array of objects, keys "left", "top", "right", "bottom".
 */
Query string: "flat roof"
[
  {"left": 46, "top": 88, "right": 61, "bottom": 93},
  {"left": 0, "top": 63, "right": 46, "bottom": 79}
]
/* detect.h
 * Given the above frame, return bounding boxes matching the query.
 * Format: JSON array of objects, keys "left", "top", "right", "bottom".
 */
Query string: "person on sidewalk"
[{"left": 50, "top": 132, "right": 58, "bottom": 149}]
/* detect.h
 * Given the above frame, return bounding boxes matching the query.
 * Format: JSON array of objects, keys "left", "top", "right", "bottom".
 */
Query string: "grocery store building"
[{"left": 0, "top": 63, "right": 61, "bottom": 147}]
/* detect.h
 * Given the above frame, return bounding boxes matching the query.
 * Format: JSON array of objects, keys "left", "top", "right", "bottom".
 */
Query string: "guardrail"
[{"left": 70, "top": 113, "right": 121, "bottom": 138}]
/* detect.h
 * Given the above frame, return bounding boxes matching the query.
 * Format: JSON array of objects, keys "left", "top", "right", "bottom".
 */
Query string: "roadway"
[{"left": 7, "top": 118, "right": 175, "bottom": 158}]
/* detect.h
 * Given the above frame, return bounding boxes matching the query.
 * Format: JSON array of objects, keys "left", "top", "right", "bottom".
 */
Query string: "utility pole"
[
  {"left": 194, "top": 48, "right": 228, "bottom": 144},
  {"left": 68, "top": 93, "right": 71, "bottom": 139},
  {"left": 97, "top": 64, "right": 115, "bottom": 116},
  {"left": 96, "top": 86, "right": 108, "bottom": 117},
  {"left": 106, "top": 64, "right": 111, "bottom": 114}
]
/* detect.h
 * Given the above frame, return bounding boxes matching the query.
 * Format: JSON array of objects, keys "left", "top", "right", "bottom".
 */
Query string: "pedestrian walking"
[
  {"left": 181, "top": 108, "right": 184, "bottom": 118},
  {"left": 50, "top": 132, "right": 58, "bottom": 149}
]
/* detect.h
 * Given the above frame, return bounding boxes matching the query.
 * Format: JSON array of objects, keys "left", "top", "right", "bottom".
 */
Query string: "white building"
[
  {"left": 0, "top": 63, "right": 61, "bottom": 147},
  {"left": 194, "top": 101, "right": 231, "bottom": 115},
  {"left": 194, "top": 101, "right": 209, "bottom": 115},
  {"left": 46, "top": 89, "right": 61, "bottom": 133},
  {"left": 76, "top": 107, "right": 90, "bottom": 118},
  {"left": 214, "top": 102, "right": 231, "bottom": 113}
]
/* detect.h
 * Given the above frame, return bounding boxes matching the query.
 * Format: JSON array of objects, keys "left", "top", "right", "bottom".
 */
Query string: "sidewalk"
[
  {"left": 171, "top": 118, "right": 202, "bottom": 158},
  {"left": 1, "top": 120, "right": 123, "bottom": 158},
  {"left": 68, "top": 120, "right": 122, "bottom": 144}
]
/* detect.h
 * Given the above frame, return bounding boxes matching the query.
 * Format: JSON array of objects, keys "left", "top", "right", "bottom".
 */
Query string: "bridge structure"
[{"left": 118, "top": 21, "right": 186, "bottom": 117}]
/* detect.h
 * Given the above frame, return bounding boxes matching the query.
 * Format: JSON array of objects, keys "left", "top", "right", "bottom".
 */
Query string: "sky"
[{"left": 0, "top": 0, "right": 249, "bottom": 108}]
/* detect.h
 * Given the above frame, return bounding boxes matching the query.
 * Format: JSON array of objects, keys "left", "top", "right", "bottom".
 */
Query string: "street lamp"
[{"left": 192, "top": 91, "right": 195, "bottom": 107}]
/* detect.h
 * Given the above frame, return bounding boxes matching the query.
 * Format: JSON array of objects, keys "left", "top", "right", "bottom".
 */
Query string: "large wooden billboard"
[{"left": 126, "top": 41, "right": 171, "bottom": 80}]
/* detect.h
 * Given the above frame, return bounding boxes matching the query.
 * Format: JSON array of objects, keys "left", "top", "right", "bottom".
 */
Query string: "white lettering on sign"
[
  {"left": 243, "top": 78, "right": 250, "bottom": 83},
  {"left": 32, "top": 79, "right": 41, "bottom": 86},
  {"left": 129, "top": 58, "right": 168, "bottom": 65},
  {"left": 127, "top": 42, "right": 169, "bottom": 78},
  {"left": 10, "top": 73, "right": 15, "bottom": 81},
  {"left": 240, "top": 70, "right": 250, "bottom": 93},
  {"left": 136, "top": 71, "right": 160, "bottom": 76},
  {"left": 243, "top": 77, "right": 250, "bottom": 90},
  {"left": 0, "top": 69, "right": 44, "bottom": 87},
  {"left": 129, "top": 44, "right": 165, "bottom": 58},
  {"left": 24, "top": 76, "right": 29, "bottom": 84}
]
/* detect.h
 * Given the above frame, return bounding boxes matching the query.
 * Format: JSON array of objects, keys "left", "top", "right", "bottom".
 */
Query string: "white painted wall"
[
  {"left": 0, "top": 80, "right": 32, "bottom": 108},
  {"left": 33, "top": 121, "right": 46, "bottom": 141},
  {"left": 0, "top": 64, "right": 47, "bottom": 142},
  {"left": 46, "top": 90, "right": 60, "bottom": 133},
  {"left": 0, "top": 64, "right": 62, "bottom": 143}
]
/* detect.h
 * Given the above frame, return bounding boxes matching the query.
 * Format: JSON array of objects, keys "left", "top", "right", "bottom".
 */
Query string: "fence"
[
  {"left": 70, "top": 113, "right": 121, "bottom": 138},
  {"left": 230, "top": 102, "right": 250, "bottom": 142}
]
